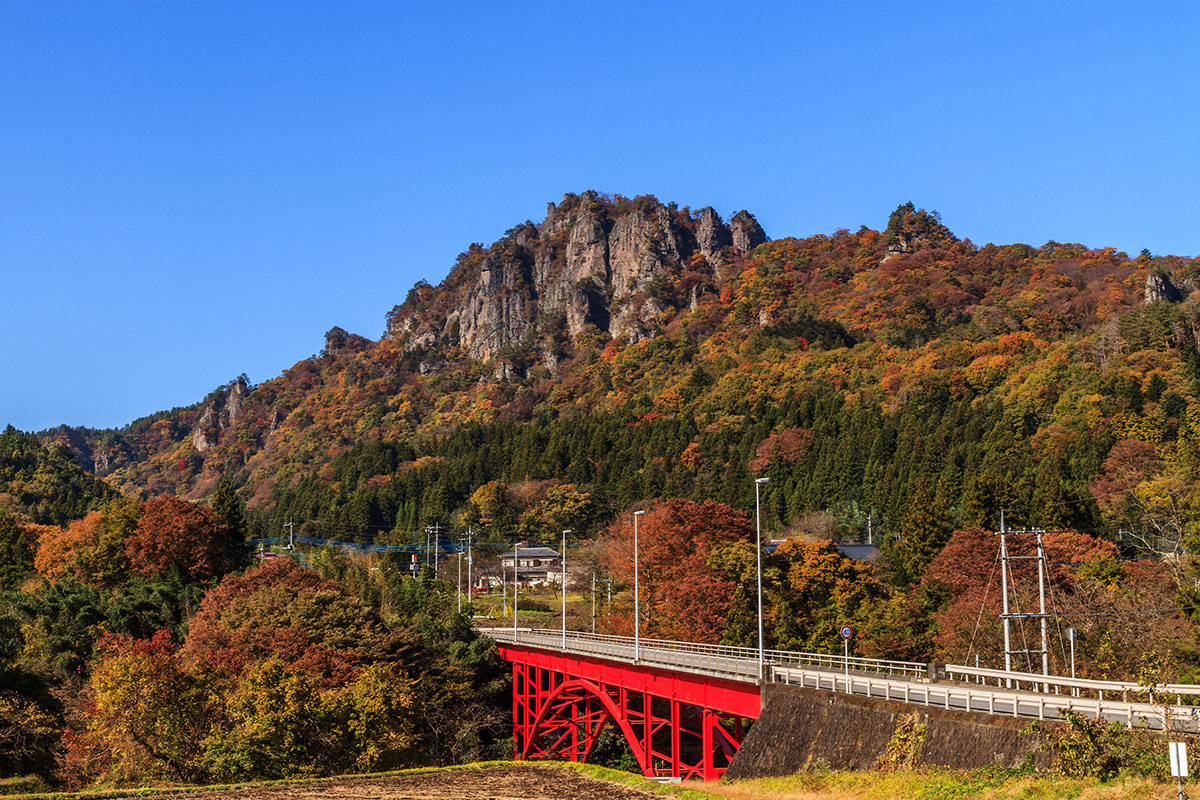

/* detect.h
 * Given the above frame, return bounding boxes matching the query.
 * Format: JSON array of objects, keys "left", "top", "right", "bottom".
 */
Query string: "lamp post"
[
  {"left": 512, "top": 544, "right": 519, "bottom": 640},
  {"left": 633, "top": 510, "right": 645, "bottom": 662},
  {"left": 1067, "top": 625, "right": 1077, "bottom": 689},
  {"left": 561, "top": 529, "right": 572, "bottom": 649},
  {"left": 755, "top": 477, "right": 769, "bottom": 682}
]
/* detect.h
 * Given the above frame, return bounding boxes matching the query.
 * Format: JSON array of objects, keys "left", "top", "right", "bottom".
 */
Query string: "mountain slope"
[{"left": 39, "top": 194, "right": 1200, "bottom": 555}]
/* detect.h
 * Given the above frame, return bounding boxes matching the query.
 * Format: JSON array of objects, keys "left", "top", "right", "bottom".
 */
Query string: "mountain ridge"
[{"left": 28, "top": 192, "right": 1200, "bottom": 555}]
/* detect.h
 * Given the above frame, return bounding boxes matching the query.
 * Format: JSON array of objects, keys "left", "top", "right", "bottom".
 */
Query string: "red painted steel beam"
[
  {"left": 498, "top": 644, "right": 761, "bottom": 718},
  {"left": 500, "top": 643, "right": 761, "bottom": 781}
]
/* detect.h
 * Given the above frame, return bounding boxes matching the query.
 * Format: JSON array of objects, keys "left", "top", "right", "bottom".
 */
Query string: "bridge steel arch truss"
[{"left": 499, "top": 644, "right": 760, "bottom": 782}]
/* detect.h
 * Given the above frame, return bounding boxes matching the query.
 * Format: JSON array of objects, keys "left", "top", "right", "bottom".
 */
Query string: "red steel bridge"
[{"left": 482, "top": 627, "right": 1200, "bottom": 782}]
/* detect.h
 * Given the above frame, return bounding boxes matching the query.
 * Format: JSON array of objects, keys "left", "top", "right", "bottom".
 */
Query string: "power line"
[{"left": 1061, "top": 605, "right": 1198, "bottom": 619}]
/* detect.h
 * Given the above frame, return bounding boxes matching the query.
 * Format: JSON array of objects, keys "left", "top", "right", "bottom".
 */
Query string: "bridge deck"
[{"left": 482, "top": 627, "right": 1200, "bottom": 732}]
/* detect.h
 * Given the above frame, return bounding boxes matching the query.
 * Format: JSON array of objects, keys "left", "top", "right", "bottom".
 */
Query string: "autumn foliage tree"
[
  {"left": 33, "top": 498, "right": 141, "bottom": 586},
  {"left": 179, "top": 557, "right": 389, "bottom": 685},
  {"left": 710, "top": 537, "right": 887, "bottom": 654},
  {"left": 600, "top": 499, "right": 752, "bottom": 643},
  {"left": 916, "top": 527, "right": 1186, "bottom": 677},
  {"left": 89, "top": 630, "right": 213, "bottom": 783},
  {"left": 124, "top": 495, "right": 234, "bottom": 584}
]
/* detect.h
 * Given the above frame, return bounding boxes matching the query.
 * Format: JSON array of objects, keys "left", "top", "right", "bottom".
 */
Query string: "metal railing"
[
  {"left": 481, "top": 626, "right": 1200, "bottom": 731},
  {"left": 775, "top": 664, "right": 1200, "bottom": 732},
  {"left": 479, "top": 627, "right": 927, "bottom": 682},
  {"left": 945, "top": 663, "right": 1200, "bottom": 702}
]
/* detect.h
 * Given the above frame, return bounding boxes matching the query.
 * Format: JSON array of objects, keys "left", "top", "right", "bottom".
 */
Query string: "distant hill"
[
  {"left": 1, "top": 425, "right": 117, "bottom": 524},
  {"left": 38, "top": 193, "right": 1200, "bottom": 555}
]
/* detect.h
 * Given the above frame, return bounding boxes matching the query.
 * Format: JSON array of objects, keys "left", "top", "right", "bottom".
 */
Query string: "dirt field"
[{"left": 133, "top": 764, "right": 661, "bottom": 800}]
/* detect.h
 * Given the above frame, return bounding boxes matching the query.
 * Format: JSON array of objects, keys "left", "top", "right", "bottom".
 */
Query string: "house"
[
  {"left": 491, "top": 545, "right": 563, "bottom": 588},
  {"left": 762, "top": 538, "right": 881, "bottom": 562}
]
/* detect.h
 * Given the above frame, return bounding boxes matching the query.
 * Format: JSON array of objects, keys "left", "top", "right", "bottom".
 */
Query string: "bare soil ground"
[{"left": 133, "top": 764, "right": 661, "bottom": 800}]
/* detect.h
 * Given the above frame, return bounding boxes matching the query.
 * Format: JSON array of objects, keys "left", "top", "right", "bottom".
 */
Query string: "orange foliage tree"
[
  {"left": 33, "top": 498, "right": 141, "bottom": 586},
  {"left": 600, "top": 499, "right": 752, "bottom": 643}
]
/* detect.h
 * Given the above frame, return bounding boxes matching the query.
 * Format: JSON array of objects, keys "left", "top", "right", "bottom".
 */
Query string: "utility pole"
[
  {"left": 285, "top": 520, "right": 295, "bottom": 552},
  {"left": 999, "top": 511, "right": 1011, "bottom": 680},
  {"left": 1036, "top": 529, "right": 1050, "bottom": 689},
  {"left": 755, "top": 477, "right": 769, "bottom": 683},
  {"left": 561, "top": 529, "right": 572, "bottom": 650},
  {"left": 997, "top": 512, "right": 1051, "bottom": 684}
]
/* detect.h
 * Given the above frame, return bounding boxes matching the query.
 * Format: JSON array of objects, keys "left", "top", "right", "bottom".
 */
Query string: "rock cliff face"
[
  {"left": 1145, "top": 271, "right": 1183, "bottom": 304},
  {"left": 191, "top": 376, "right": 248, "bottom": 452},
  {"left": 385, "top": 192, "right": 767, "bottom": 367}
]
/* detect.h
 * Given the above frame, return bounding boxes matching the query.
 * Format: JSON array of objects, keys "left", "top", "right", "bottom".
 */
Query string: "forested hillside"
[
  {"left": 40, "top": 194, "right": 1200, "bottom": 552},
  {"left": 7, "top": 193, "right": 1200, "bottom": 786}
]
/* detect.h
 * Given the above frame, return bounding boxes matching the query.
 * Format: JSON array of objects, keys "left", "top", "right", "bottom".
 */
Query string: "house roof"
[
  {"left": 837, "top": 543, "right": 881, "bottom": 561},
  {"left": 499, "top": 546, "right": 561, "bottom": 559}
]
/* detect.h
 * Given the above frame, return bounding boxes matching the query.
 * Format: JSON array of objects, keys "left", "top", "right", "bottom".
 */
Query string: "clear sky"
[{"left": 3, "top": 1, "right": 1198, "bottom": 432}]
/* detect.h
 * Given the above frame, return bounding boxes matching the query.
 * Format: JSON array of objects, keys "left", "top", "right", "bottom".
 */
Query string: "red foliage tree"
[
  {"left": 123, "top": 495, "right": 232, "bottom": 584},
  {"left": 748, "top": 427, "right": 812, "bottom": 475},
  {"left": 600, "top": 499, "right": 753, "bottom": 643},
  {"left": 179, "top": 557, "right": 389, "bottom": 686},
  {"left": 1089, "top": 438, "right": 1158, "bottom": 512},
  {"left": 921, "top": 527, "right": 1129, "bottom": 670}
]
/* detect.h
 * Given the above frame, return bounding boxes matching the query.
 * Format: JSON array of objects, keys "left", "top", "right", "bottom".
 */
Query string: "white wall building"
[{"left": 490, "top": 545, "right": 563, "bottom": 588}]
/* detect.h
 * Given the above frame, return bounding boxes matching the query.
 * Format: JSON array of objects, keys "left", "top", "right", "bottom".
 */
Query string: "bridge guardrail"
[
  {"left": 482, "top": 627, "right": 1200, "bottom": 731},
  {"left": 945, "top": 663, "right": 1200, "bottom": 703},
  {"left": 776, "top": 664, "right": 1200, "bottom": 732},
  {"left": 479, "top": 627, "right": 927, "bottom": 682}
]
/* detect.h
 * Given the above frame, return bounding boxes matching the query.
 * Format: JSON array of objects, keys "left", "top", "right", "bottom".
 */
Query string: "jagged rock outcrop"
[
  {"left": 881, "top": 202, "right": 958, "bottom": 262},
  {"left": 696, "top": 207, "right": 732, "bottom": 261},
  {"left": 191, "top": 376, "right": 249, "bottom": 452},
  {"left": 385, "top": 192, "right": 767, "bottom": 370},
  {"left": 1145, "top": 271, "right": 1183, "bottom": 304},
  {"left": 730, "top": 210, "right": 767, "bottom": 256},
  {"left": 322, "top": 326, "right": 371, "bottom": 359}
]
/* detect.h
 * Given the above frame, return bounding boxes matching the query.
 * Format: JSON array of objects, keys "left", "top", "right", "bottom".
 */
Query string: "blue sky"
[{"left": 3, "top": 1, "right": 1199, "bottom": 432}]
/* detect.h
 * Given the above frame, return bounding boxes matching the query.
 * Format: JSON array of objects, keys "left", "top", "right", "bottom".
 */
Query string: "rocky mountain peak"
[
  {"left": 385, "top": 192, "right": 768, "bottom": 371},
  {"left": 881, "top": 202, "right": 957, "bottom": 262},
  {"left": 730, "top": 210, "right": 768, "bottom": 255}
]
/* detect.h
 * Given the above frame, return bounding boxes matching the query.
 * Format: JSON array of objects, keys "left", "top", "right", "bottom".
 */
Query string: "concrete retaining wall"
[{"left": 724, "top": 683, "right": 1052, "bottom": 779}]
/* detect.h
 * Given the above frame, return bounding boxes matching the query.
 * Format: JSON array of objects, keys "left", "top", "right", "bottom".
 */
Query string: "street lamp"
[
  {"left": 633, "top": 510, "right": 645, "bottom": 662},
  {"left": 755, "top": 477, "right": 769, "bottom": 682},
  {"left": 1067, "top": 625, "right": 1077, "bottom": 687},
  {"left": 561, "top": 529, "right": 572, "bottom": 650},
  {"left": 512, "top": 543, "right": 519, "bottom": 640}
]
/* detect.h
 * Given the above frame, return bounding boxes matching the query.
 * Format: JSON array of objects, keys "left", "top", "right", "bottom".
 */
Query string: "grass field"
[{"left": 3, "top": 762, "right": 1186, "bottom": 800}]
